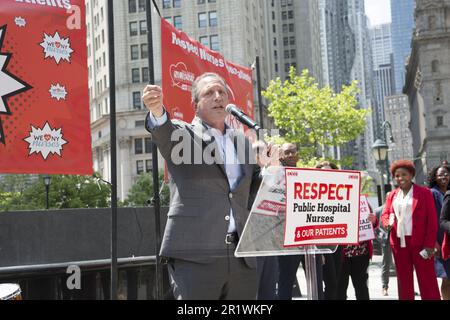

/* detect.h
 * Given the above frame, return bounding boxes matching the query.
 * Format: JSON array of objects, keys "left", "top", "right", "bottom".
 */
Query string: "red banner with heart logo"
[
  {"left": 160, "top": 18, "right": 255, "bottom": 129},
  {"left": 0, "top": 0, "right": 92, "bottom": 175}
]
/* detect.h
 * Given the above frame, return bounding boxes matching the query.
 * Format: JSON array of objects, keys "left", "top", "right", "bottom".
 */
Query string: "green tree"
[
  {"left": 262, "top": 67, "right": 370, "bottom": 164},
  {"left": 125, "top": 172, "right": 170, "bottom": 207},
  {"left": 0, "top": 173, "right": 111, "bottom": 211}
]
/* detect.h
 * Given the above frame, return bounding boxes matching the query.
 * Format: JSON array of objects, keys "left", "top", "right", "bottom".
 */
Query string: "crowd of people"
[{"left": 142, "top": 71, "right": 450, "bottom": 300}]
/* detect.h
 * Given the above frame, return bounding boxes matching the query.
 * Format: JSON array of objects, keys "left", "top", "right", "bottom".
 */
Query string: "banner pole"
[
  {"left": 255, "top": 56, "right": 264, "bottom": 130},
  {"left": 107, "top": 0, "right": 118, "bottom": 300},
  {"left": 146, "top": 0, "right": 163, "bottom": 300}
]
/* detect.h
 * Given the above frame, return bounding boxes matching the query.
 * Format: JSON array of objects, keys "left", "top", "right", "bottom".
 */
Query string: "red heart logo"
[
  {"left": 44, "top": 134, "right": 51, "bottom": 141},
  {"left": 55, "top": 42, "right": 61, "bottom": 48}
]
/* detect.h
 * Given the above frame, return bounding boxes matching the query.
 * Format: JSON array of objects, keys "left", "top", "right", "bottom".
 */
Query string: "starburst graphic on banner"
[
  {"left": 40, "top": 31, "right": 74, "bottom": 64},
  {"left": 24, "top": 122, "right": 68, "bottom": 160},
  {"left": 0, "top": 25, "right": 32, "bottom": 144}
]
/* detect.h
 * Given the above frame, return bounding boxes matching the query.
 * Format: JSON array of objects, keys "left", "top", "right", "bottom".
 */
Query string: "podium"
[{"left": 235, "top": 167, "right": 338, "bottom": 300}]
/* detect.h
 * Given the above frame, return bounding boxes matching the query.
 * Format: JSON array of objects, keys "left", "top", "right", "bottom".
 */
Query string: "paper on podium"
[{"left": 235, "top": 166, "right": 337, "bottom": 257}]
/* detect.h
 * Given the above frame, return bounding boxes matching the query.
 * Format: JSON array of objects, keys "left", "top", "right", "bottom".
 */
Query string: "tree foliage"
[
  {"left": 262, "top": 67, "right": 370, "bottom": 163},
  {"left": 0, "top": 174, "right": 111, "bottom": 211},
  {"left": 124, "top": 172, "right": 170, "bottom": 207}
]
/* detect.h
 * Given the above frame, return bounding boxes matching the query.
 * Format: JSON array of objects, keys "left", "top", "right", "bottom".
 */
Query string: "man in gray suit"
[{"left": 142, "top": 72, "right": 270, "bottom": 300}]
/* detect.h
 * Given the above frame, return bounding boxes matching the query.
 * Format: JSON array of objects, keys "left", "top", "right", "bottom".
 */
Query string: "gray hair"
[{"left": 191, "top": 72, "right": 227, "bottom": 104}]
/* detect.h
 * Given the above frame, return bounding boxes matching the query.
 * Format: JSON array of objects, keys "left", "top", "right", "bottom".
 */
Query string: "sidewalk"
[{"left": 294, "top": 254, "right": 428, "bottom": 300}]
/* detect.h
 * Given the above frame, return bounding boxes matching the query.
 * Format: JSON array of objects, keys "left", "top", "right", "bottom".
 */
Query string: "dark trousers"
[
  {"left": 381, "top": 239, "right": 393, "bottom": 289},
  {"left": 167, "top": 254, "right": 257, "bottom": 300},
  {"left": 337, "top": 254, "right": 370, "bottom": 300},
  {"left": 322, "top": 246, "right": 342, "bottom": 300},
  {"left": 277, "top": 254, "right": 323, "bottom": 300},
  {"left": 256, "top": 256, "right": 278, "bottom": 300}
]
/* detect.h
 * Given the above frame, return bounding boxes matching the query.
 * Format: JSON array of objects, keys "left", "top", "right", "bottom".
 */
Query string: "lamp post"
[
  {"left": 380, "top": 121, "right": 394, "bottom": 186},
  {"left": 372, "top": 139, "right": 389, "bottom": 206},
  {"left": 43, "top": 175, "right": 51, "bottom": 210}
]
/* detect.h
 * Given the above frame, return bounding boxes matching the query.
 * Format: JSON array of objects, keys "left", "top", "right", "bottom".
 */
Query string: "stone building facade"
[{"left": 404, "top": 0, "right": 450, "bottom": 183}]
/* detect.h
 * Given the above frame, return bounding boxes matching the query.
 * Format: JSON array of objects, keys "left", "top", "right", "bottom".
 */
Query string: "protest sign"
[
  {"left": 359, "top": 194, "right": 375, "bottom": 242},
  {"left": 284, "top": 168, "right": 361, "bottom": 246}
]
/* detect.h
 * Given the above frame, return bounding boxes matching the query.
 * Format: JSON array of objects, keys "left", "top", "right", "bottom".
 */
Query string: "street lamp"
[
  {"left": 372, "top": 139, "right": 389, "bottom": 206},
  {"left": 43, "top": 175, "right": 51, "bottom": 209},
  {"left": 380, "top": 121, "right": 395, "bottom": 186}
]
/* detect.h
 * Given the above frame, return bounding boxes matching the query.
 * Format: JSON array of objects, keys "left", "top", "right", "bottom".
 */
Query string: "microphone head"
[{"left": 225, "top": 104, "right": 236, "bottom": 114}]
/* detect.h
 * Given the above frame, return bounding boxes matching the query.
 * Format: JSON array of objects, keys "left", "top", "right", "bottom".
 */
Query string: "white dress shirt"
[
  {"left": 147, "top": 110, "right": 242, "bottom": 233},
  {"left": 393, "top": 185, "right": 414, "bottom": 248}
]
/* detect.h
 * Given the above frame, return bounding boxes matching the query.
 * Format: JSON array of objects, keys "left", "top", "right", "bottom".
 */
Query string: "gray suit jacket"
[{"left": 146, "top": 112, "right": 260, "bottom": 267}]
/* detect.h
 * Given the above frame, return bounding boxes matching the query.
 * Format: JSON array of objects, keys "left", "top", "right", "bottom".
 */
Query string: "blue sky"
[{"left": 365, "top": 0, "right": 391, "bottom": 26}]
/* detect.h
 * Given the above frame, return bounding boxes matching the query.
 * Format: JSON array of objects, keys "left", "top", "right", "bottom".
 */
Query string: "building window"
[
  {"left": 162, "top": 0, "right": 171, "bottom": 9},
  {"left": 135, "top": 120, "right": 145, "bottom": 127},
  {"left": 132, "top": 68, "right": 140, "bottom": 83},
  {"left": 437, "top": 116, "right": 444, "bottom": 127},
  {"left": 142, "top": 67, "right": 149, "bottom": 83},
  {"left": 285, "top": 63, "right": 290, "bottom": 73},
  {"left": 199, "top": 36, "right": 209, "bottom": 47},
  {"left": 129, "top": 0, "right": 137, "bottom": 13},
  {"left": 131, "top": 45, "right": 139, "bottom": 60},
  {"left": 290, "top": 36, "right": 295, "bottom": 45},
  {"left": 209, "top": 11, "right": 217, "bottom": 27},
  {"left": 140, "top": 21, "right": 147, "bottom": 35},
  {"left": 138, "top": 0, "right": 146, "bottom": 12},
  {"left": 275, "top": 63, "right": 278, "bottom": 72},
  {"left": 282, "top": 11, "right": 287, "bottom": 20},
  {"left": 288, "top": 10, "right": 294, "bottom": 19},
  {"left": 164, "top": 16, "right": 172, "bottom": 24},
  {"left": 133, "top": 91, "right": 141, "bottom": 109},
  {"left": 283, "top": 37, "right": 288, "bottom": 46},
  {"left": 282, "top": 24, "right": 288, "bottom": 33},
  {"left": 273, "top": 37, "right": 277, "bottom": 46},
  {"left": 208, "top": 0, "right": 216, "bottom": 2},
  {"left": 145, "top": 137, "right": 152, "bottom": 154},
  {"left": 173, "top": 0, "right": 181, "bottom": 8},
  {"left": 210, "top": 35, "right": 219, "bottom": 51},
  {"left": 146, "top": 159, "right": 152, "bottom": 173},
  {"left": 432, "top": 60, "right": 439, "bottom": 73},
  {"left": 141, "top": 44, "right": 148, "bottom": 59},
  {"left": 136, "top": 160, "right": 144, "bottom": 175},
  {"left": 174, "top": 16, "right": 182, "bottom": 29},
  {"left": 135, "top": 138, "right": 143, "bottom": 154},
  {"left": 290, "top": 49, "right": 296, "bottom": 58},
  {"left": 289, "top": 23, "right": 294, "bottom": 32},
  {"left": 272, "top": 24, "right": 276, "bottom": 33},
  {"left": 130, "top": 21, "right": 138, "bottom": 36},
  {"left": 198, "top": 12, "right": 207, "bottom": 28},
  {"left": 284, "top": 50, "right": 289, "bottom": 59},
  {"left": 274, "top": 50, "right": 278, "bottom": 59},
  {"left": 197, "top": 0, "right": 205, "bottom": 4}
]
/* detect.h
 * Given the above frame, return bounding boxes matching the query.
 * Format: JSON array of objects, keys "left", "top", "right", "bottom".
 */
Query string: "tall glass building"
[{"left": 390, "top": 0, "right": 415, "bottom": 93}]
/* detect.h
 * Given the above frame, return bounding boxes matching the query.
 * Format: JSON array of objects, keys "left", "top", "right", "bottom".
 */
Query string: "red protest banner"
[
  {"left": 0, "top": 0, "right": 92, "bottom": 175},
  {"left": 160, "top": 18, "right": 254, "bottom": 129}
]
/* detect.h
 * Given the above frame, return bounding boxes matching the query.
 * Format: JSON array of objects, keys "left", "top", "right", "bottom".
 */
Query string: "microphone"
[{"left": 225, "top": 104, "right": 261, "bottom": 131}]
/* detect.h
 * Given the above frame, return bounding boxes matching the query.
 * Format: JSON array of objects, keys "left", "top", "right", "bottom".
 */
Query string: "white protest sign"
[
  {"left": 250, "top": 167, "right": 286, "bottom": 217},
  {"left": 284, "top": 168, "right": 361, "bottom": 246},
  {"left": 358, "top": 195, "right": 375, "bottom": 242}
]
